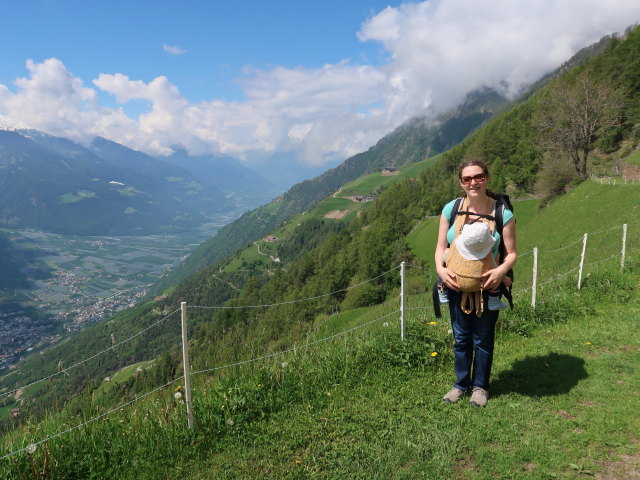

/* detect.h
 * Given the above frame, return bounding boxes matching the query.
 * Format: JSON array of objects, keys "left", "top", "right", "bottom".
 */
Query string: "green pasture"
[
  {"left": 91, "top": 360, "right": 155, "bottom": 399},
  {"left": 223, "top": 242, "right": 268, "bottom": 273},
  {"left": 310, "top": 197, "right": 356, "bottom": 218},
  {"left": 340, "top": 156, "right": 439, "bottom": 196},
  {"left": 406, "top": 182, "right": 638, "bottom": 293},
  {"left": 627, "top": 148, "right": 640, "bottom": 165},
  {"left": 58, "top": 190, "right": 96, "bottom": 204}
]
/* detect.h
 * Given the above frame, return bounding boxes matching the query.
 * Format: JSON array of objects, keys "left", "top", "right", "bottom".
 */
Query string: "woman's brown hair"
[
  {"left": 457, "top": 157, "right": 490, "bottom": 180},
  {"left": 457, "top": 157, "right": 495, "bottom": 198}
]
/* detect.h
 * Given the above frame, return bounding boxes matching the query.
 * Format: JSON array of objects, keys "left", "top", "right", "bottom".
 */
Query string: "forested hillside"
[
  {"left": 154, "top": 29, "right": 625, "bottom": 291},
  {"left": 154, "top": 88, "right": 510, "bottom": 291},
  {"left": 1, "top": 180, "right": 638, "bottom": 479}
]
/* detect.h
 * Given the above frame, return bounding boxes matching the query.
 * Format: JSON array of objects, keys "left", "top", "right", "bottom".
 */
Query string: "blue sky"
[
  {"left": 1, "top": 1, "right": 390, "bottom": 104},
  {"left": 1, "top": 0, "right": 639, "bottom": 167}
]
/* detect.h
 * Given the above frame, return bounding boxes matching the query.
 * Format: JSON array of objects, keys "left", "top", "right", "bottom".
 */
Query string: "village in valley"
[{"left": 0, "top": 229, "right": 201, "bottom": 370}]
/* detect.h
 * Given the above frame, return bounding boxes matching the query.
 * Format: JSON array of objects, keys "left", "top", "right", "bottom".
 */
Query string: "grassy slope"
[
  {"left": 195, "top": 281, "right": 640, "bottom": 480},
  {"left": 408, "top": 182, "right": 639, "bottom": 290},
  {"left": 2, "top": 183, "right": 639, "bottom": 479},
  {"left": 221, "top": 157, "right": 439, "bottom": 274}
]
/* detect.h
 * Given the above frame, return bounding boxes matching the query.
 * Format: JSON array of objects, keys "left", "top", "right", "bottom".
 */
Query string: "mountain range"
[
  {"left": 154, "top": 87, "right": 512, "bottom": 290},
  {"left": 0, "top": 130, "right": 280, "bottom": 236}
]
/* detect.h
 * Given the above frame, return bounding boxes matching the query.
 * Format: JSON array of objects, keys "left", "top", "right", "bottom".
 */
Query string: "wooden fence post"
[
  {"left": 400, "top": 262, "right": 406, "bottom": 342},
  {"left": 531, "top": 247, "right": 538, "bottom": 308},
  {"left": 621, "top": 224, "right": 628, "bottom": 272},
  {"left": 181, "top": 302, "right": 194, "bottom": 429},
  {"left": 578, "top": 234, "right": 588, "bottom": 290}
]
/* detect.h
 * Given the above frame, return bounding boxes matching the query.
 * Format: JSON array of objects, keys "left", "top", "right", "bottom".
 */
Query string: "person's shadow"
[{"left": 491, "top": 352, "right": 588, "bottom": 398}]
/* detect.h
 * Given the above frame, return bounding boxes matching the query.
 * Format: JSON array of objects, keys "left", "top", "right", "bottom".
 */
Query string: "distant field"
[
  {"left": 219, "top": 156, "right": 441, "bottom": 274},
  {"left": 627, "top": 149, "right": 640, "bottom": 165},
  {"left": 58, "top": 190, "right": 96, "bottom": 203},
  {"left": 91, "top": 360, "right": 155, "bottom": 399},
  {"left": 340, "top": 156, "right": 439, "bottom": 196},
  {"left": 312, "top": 197, "right": 356, "bottom": 218}
]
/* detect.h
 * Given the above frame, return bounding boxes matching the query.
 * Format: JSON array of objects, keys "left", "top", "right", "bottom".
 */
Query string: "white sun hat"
[{"left": 455, "top": 222, "right": 496, "bottom": 260}]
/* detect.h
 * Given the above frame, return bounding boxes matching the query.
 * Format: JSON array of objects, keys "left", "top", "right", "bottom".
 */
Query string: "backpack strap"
[
  {"left": 433, "top": 281, "right": 443, "bottom": 318},
  {"left": 433, "top": 197, "right": 463, "bottom": 318},
  {"left": 450, "top": 197, "right": 463, "bottom": 223},
  {"left": 489, "top": 193, "right": 514, "bottom": 309}
]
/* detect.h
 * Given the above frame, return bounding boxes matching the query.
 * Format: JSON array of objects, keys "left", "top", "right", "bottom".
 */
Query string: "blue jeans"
[{"left": 447, "top": 290, "right": 499, "bottom": 391}]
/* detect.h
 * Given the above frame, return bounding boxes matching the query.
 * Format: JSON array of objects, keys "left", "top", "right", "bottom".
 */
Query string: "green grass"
[
  {"left": 626, "top": 149, "right": 640, "bottom": 166},
  {"left": 58, "top": 190, "right": 96, "bottom": 204},
  {"left": 2, "top": 259, "right": 638, "bottom": 479},
  {"left": 219, "top": 156, "right": 441, "bottom": 275},
  {"left": 309, "top": 197, "right": 356, "bottom": 218},
  {"left": 407, "top": 183, "right": 639, "bottom": 294},
  {"left": 222, "top": 244, "right": 264, "bottom": 272},
  {"left": 195, "top": 299, "right": 640, "bottom": 479},
  {"left": 91, "top": 361, "right": 155, "bottom": 399},
  {"left": 407, "top": 216, "right": 440, "bottom": 264},
  {"left": 340, "top": 156, "right": 440, "bottom": 196}
]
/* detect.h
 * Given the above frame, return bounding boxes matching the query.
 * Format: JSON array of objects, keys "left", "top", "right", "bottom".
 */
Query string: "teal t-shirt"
[{"left": 442, "top": 198, "right": 514, "bottom": 257}]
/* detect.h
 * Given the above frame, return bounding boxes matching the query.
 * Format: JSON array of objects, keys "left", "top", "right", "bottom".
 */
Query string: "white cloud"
[
  {"left": 1, "top": 1, "right": 639, "bottom": 167},
  {"left": 163, "top": 44, "right": 187, "bottom": 55},
  {"left": 358, "top": 0, "right": 640, "bottom": 112}
]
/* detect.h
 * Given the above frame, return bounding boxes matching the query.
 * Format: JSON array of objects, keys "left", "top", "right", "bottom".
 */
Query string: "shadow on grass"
[{"left": 491, "top": 352, "right": 588, "bottom": 398}]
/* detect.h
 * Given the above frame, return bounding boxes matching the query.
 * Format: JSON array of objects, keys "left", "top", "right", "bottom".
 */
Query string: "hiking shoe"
[
  {"left": 443, "top": 387, "right": 465, "bottom": 404},
  {"left": 470, "top": 387, "right": 489, "bottom": 407}
]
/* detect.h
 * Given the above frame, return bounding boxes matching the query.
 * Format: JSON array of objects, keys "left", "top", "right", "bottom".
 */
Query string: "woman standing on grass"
[{"left": 434, "top": 158, "right": 517, "bottom": 407}]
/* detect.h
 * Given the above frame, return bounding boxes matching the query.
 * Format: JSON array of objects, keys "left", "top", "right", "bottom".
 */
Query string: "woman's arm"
[
  {"left": 435, "top": 214, "right": 460, "bottom": 291},
  {"left": 482, "top": 217, "right": 517, "bottom": 291}
]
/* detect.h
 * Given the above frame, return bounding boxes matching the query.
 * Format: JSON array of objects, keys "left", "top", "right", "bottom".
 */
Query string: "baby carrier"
[{"left": 433, "top": 193, "right": 514, "bottom": 318}]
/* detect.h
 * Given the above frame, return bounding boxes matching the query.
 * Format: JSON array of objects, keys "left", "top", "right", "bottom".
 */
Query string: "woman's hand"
[
  {"left": 481, "top": 266, "right": 506, "bottom": 292},
  {"left": 438, "top": 266, "right": 460, "bottom": 291}
]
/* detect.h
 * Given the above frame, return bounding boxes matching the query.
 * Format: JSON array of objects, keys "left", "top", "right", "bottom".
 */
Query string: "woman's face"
[{"left": 459, "top": 165, "right": 488, "bottom": 197}]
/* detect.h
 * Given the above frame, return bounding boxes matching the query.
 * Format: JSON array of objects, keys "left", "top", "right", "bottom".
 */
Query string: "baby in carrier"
[{"left": 440, "top": 221, "right": 507, "bottom": 315}]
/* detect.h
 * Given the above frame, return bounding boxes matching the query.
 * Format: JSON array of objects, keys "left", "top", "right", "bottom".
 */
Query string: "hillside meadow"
[
  {"left": 1, "top": 182, "right": 638, "bottom": 479},
  {"left": 2, "top": 27, "right": 640, "bottom": 477}
]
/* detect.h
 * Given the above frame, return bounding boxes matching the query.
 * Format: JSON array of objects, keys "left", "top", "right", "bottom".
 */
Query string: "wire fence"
[
  {"left": 0, "top": 308, "right": 181, "bottom": 400},
  {"left": 0, "top": 308, "right": 399, "bottom": 461},
  {"left": 0, "top": 222, "right": 637, "bottom": 460}
]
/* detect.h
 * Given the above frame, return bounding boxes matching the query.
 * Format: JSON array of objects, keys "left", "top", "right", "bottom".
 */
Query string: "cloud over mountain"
[{"left": 0, "top": 0, "right": 638, "bottom": 166}]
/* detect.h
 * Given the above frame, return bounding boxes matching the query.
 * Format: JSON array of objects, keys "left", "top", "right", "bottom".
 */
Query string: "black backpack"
[{"left": 432, "top": 192, "right": 514, "bottom": 318}]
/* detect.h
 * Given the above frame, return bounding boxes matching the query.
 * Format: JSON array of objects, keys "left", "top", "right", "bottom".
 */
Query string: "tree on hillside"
[{"left": 533, "top": 71, "right": 624, "bottom": 180}]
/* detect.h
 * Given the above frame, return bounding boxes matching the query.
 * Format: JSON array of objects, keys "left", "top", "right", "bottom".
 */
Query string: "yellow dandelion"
[
  {"left": 295, "top": 459, "right": 302, "bottom": 465},
  {"left": 431, "top": 352, "right": 438, "bottom": 357},
  {"left": 429, "top": 321, "right": 437, "bottom": 325}
]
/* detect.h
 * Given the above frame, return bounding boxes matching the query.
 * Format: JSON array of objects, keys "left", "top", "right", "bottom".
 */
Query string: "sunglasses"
[{"left": 460, "top": 173, "right": 487, "bottom": 185}]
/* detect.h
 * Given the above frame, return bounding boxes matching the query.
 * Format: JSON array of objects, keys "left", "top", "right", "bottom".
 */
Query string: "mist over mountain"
[
  {"left": 160, "top": 147, "right": 276, "bottom": 195},
  {"left": 252, "top": 152, "right": 343, "bottom": 192},
  {"left": 154, "top": 86, "right": 510, "bottom": 290}
]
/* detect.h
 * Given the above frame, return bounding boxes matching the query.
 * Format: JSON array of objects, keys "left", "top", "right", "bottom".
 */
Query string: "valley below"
[{"left": 0, "top": 190, "right": 276, "bottom": 370}]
